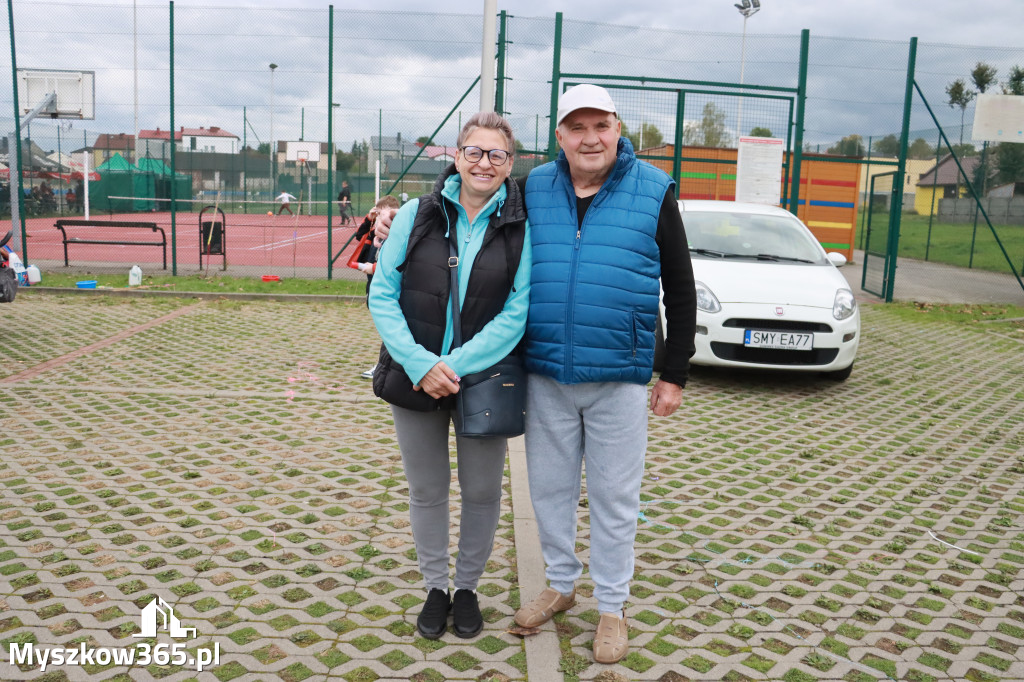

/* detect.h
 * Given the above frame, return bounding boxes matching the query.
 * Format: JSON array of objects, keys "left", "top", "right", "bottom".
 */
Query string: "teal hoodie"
[{"left": 368, "top": 174, "right": 531, "bottom": 386}]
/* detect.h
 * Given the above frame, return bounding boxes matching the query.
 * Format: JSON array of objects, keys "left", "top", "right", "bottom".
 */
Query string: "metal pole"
[
  {"left": 242, "top": 107, "right": 247, "bottom": 213},
  {"left": 860, "top": 135, "right": 872, "bottom": 250},
  {"left": 968, "top": 140, "right": 987, "bottom": 269},
  {"left": 479, "top": 0, "right": 497, "bottom": 112},
  {"left": 377, "top": 108, "right": 382, "bottom": 196},
  {"left": 736, "top": 13, "right": 748, "bottom": 143},
  {"left": 547, "top": 12, "right": 563, "bottom": 161},
  {"left": 886, "top": 37, "right": 918, "bottom": 303},
  {"left": 134, "top": 0, "right": 139, "bottom": 164},
  {"left": 925, "top": 129, "right": 941, "bottom": 260},
  {"left": 7, "top": 0, "right": 26, "bottom": 257},
  {"left": 169, "top": 0, "right": 176, "bottom": 275},
  {"left": 672, "top": 89, "right": 684, "bottom": 188},
  {"left": 327, "top": 5, "right": 334, "bottom": 280},
  {"left": 495, "top": 10, "right": 507, "bottom": 115},
  {"left": 269, "top": 63, "right": 277, "bottom": 197},
  {"left": 787, "top": 29, "right": 809, "bottom": 218}
]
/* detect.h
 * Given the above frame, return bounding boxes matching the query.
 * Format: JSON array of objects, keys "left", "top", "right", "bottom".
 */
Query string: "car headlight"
[
  {"left": 695, "top": 280, "right": 722, "bottom": 313},
  {"left": 833, "top": 288, "right": 857, "bottom": 320}
]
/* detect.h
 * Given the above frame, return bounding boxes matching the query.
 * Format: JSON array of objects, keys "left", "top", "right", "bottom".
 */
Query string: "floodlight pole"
[
  {"left": 479, "top": 0, "right": 497, "bottom": 112},
  {"left": 269, "top": 63, "right": 277, "bottom": 196},
  {"left": 735, "top": 2, "right": 761, "bottom": 143}
]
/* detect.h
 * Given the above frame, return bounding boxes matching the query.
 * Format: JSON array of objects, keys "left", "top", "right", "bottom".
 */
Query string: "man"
[
  {"left": 512, "top": 83, "right": 695, "bottom": 664},
  {"left": 337, "top": 180, "right": 353, "bottom": 225},
  {"left": 276, "top": 191, "right": 297, "bottom": 215},
  {"left": 372, "top": 85, "right": 695, "bottom": 663}
]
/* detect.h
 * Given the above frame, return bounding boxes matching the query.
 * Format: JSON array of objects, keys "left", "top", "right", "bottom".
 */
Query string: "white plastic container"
[
  {"left": 25, "top": 264, "right": 41, "bottom": 284},
  {"left": 129, "top": 265, "right": 142, "bottom": 286},
  {"left": 7, "top": 250, "right": 27, "bottom": 286}
]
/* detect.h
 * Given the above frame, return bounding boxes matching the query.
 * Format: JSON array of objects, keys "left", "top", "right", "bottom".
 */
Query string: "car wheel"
[
  {"left": 822, "top": 363, "right": 853, "bottom": 381},
  {"left": 653, "top": 314, "right": 666, "bottom": 373}
]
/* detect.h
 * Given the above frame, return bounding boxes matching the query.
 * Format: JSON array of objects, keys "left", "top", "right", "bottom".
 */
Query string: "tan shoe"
[
  {"left": 514, "top": 587, "right": 576, "bottom": 628},
  {"left": 593, "top": 611, "right": 629, "bottom": 664}
]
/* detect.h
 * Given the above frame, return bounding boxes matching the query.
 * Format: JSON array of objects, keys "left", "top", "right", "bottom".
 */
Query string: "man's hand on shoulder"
[
  {"left": 649, "top": 379, "right": 683, "bottom": 417},
  {"left": 373, "top": 208, "right": 396, "bottom": 247}
]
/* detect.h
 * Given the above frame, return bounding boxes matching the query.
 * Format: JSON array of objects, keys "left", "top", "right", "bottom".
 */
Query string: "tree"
[
  {"left": 970, "top": 62, "right": 998, "bottom": 94},
  {"left": 995, "top": 142, "right": 1024, "bottom": 185},
  {"left": 873, "top": 134, "right": 901, "bottom": 156},
  {"left": 749, "top": 126, "right": 772, "bottom": 138},
  {"left": 416, "top": 135, "right": 432, "bottom": 145},
  {"left": 827, "top": 134, "right": 865, "bottom": 157},
  {"left": 257, "top": 142, "right": 270, "bottom": 155},
  {"left": 945, "top": 78, "right": 975, "bottom": 146},
  {"left": 1004, "top": 65, "right": 1024, "bottom": 95},
  {"left": 622, "top": 122, "right": 663, "bottom": 151},
  {"left": 682, "top": 103, "right": 730, "bottom": 148},
  {"left": 907, "top": 137, "right": 934, "bottom": 159}
]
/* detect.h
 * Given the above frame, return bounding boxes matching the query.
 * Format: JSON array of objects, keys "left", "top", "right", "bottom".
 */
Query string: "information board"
[{"left": 735, "top": 136, "right": 784, "bottom": 205}]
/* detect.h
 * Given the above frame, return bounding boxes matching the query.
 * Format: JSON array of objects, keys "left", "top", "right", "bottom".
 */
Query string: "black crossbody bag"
[{"left": 448, "top": 226, "right": 526, "bottom": 438}]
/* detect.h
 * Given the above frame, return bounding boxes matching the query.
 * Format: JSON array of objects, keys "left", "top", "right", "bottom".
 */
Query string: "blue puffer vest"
[{"left": 524, "top": 137, "right": 673, "bottom": 385}]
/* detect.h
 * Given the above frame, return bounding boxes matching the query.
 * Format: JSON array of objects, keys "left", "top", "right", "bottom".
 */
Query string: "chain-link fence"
[{"left": 2, "top": 4, "right": 1022, "bottom": 293}]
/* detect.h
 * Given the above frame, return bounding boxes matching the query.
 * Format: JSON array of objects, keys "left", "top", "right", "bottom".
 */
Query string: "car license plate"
[{"left": 744, "top": 329, "right": 813, "bottom": 350}]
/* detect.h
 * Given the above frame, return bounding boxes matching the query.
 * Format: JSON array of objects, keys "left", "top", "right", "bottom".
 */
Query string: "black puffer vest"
[{"left": 373, "top": 166, "right": 527, "bottom": 411}]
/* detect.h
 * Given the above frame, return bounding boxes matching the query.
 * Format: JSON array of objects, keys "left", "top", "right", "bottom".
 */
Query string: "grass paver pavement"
[{"left": 1, "top": 294, "right": 1022, "bottom": 681}]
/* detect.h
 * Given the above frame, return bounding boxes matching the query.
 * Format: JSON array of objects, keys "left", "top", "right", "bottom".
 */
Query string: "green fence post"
[
  {"left": 7, "top": 0, "right": 28, "bottom": 260},
  {"left": 787, "top": 29, "right": 809, "bottom": 218},
  {"left": 672, "top": 90, "right": 684, "bottom": 190},
  {"left": 547, "top": 12, "right": 562, "bottom": 161},
  {"left": 495, "top": 10, "right": 507, "bottom": 115},
  {"left": 925, "top": 129, "right": 941, "bottom": 260},
  {"left": 169, "top": 0, "right": 177, "bottom": 276},
  {"left": 968, "top": 139, "right": 987, "bottom": 269},
  {"left": 860, "top": 135, "right": 872, "bottom": 250},
  {"left": 887, "top": 37, "right": 918, "bottom": 303},
  {"left": 327, "top": 5, "right": 334, "bottom": 279}
]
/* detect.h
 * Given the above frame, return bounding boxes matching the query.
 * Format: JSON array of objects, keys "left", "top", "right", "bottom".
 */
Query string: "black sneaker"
[
  {"left": 451, "top": 589, "right": 483, "bottom": 638},
  {"left": 417, "top": 588, "right": 450, "bottom": 639}
]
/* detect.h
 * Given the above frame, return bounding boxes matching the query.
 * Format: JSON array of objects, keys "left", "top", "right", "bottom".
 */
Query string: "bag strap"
[{"left": 448, "top": 221, "right": 464, "bottom": 351}]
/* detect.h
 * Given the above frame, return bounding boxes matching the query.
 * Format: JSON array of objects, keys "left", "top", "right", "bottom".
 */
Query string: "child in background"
[{"left": 357, "top": 195, "right": 401, "bottom": 379}]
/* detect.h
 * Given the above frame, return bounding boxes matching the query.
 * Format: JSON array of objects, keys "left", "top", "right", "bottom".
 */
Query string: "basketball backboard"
[
  {"left": 285, "top": 140, "right": 321, "bottom": 163},
  {"left": 17, "top": 69, "right": 95, "bottom": 120},
  {"left": 972, "top": 93, "right": 1024, "bottom": 143}
]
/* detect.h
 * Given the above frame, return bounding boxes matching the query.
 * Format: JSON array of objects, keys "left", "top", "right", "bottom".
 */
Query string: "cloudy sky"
[{"left": 3, "top": 0, "right": 1022, "bottom": 157}]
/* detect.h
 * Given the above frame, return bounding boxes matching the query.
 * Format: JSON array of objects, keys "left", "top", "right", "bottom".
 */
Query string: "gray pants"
[
  {"left": 524, "top": 374, "right": 649, "bottom": 613},
  {"left": 391, "top": 405, "right": 507, "bottom": 591}
]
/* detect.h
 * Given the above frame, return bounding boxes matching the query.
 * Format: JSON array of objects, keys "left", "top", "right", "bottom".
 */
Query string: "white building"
[{"left": 139, "top": 126, "right": 241, "bottom": 156}]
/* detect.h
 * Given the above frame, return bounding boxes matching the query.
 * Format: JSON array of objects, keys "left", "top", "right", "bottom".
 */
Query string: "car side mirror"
[{"left": 827, "top": 252, "right": 847, "bottom": 267}]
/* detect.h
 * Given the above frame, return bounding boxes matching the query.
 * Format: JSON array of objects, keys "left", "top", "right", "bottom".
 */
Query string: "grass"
[
  {"left": 25, "top": 272, "right": 366, "bottom": 296},
  {"left": 880, "top": 301, "right": 1024, "bottom": 336},
  {"left": 854, "top": 210, "right": 1024, "bottom": 274}
]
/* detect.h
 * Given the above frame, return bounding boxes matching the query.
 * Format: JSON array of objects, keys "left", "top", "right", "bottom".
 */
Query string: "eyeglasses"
[{"left": 460, "top": 146, "right": 511, "bottom": 166}]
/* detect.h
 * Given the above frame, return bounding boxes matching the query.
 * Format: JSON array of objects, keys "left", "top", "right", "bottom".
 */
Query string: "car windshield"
[{"left": 684, "top": 210, "right": 828, "bottom": 264}]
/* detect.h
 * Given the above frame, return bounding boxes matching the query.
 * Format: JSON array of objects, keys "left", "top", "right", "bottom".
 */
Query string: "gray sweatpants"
[
  {"left": 390, "top": 405, "right": 507, "bottom": 591},
  {"left": 524, "top": 374, "right": 649, "bottom": 614}
]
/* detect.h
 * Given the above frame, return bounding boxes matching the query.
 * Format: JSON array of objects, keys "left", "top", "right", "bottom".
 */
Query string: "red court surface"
[{"left": 17, "top": 212, "right": 364, "bottom": 274}]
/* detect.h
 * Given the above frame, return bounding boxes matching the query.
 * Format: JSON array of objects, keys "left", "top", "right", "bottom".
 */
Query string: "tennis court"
[{"left": 20, "top": 207, "right": 367, "bottom": 277}]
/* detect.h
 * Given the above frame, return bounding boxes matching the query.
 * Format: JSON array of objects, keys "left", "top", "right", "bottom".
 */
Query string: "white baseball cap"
[{"left": 556, "top": 84, "right": 617, "bottom": 127}]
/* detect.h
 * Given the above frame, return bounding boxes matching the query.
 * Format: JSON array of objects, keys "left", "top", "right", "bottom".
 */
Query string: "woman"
[{"left": 368, "top": 112, "right": 530, "bottom": 640}]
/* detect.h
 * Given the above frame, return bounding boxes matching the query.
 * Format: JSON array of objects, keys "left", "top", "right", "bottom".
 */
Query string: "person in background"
[
  {"left": 337, "top": 180, "right": 354, "bottom": 225},
  {"left": 356, "top": 195, "right": 401, "bottom": 380},
  {"left": 368, "top": 111, "right": 530, "bottom": 641},
  {"left": 276, "top": 191, "right": 297, "bottom": 215}
]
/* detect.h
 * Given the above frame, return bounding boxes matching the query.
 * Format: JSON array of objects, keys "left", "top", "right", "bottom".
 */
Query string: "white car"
[{"left": 657, "top": 200, "right": 860, "bottom": 381}]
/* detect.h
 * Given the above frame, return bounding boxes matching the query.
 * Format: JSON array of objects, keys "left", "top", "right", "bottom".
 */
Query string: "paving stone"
[{"left": 1, "top": 297, "right": 1021, "bottom": 681}]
